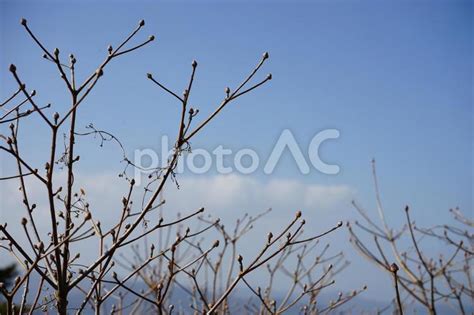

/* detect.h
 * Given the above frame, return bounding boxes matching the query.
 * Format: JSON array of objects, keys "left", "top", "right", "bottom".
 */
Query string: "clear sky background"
[{"left": 0, "top": 0, "right": 472, "bottom": 304}]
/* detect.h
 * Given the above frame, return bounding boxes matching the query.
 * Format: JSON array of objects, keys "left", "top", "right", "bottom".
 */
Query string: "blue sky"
[{"left": 0, "top": 0, "right": 472, "bottom": 303}]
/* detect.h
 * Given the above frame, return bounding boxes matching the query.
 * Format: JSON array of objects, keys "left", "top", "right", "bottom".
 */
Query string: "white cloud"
[
  {"left": 161, "top": 174, "right": 354, "bottom": 217},
  {"left": 1, "top": 172, "right": 354, "bottom": 227},
  {"left": 0, "top": 172, "right": 354, "bottom": 267}
]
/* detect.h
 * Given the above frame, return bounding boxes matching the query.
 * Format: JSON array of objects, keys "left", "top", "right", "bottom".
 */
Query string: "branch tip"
[{"left": 390, "top": 263, "right": 399, "bottom": 273}]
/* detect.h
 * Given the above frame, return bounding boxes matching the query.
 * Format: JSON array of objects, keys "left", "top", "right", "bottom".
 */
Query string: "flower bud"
[
  {"left": 192, "top": 60, "right": 198, "bottom": 68},
  {"left": 149, "top": 35, "right": 155, "bottom": 41},
  {"left": 139, "top": 19, "right": 145, "bottom": 27},
  {"left": 267, "top": 232, "right": 273, "bottom": 243},
  {"left": 390, "top": 263, "right": 399, "bottom": 273},
  {"left": 21, "top": 217, "right": 27, "bottom": 225},
  {"left": 9, "top": 64, "right": 16, "bottom": 73},
  {"left": 146, "top": 73, "right": 153, "bottom": 79},
  {"left": 267, "top": 73, "right": 272, "bottom": 80},
  {"left": 54, "top": 48, "right": 60, "bottom": 56},
  {"left": 263, "top": 52, "right": 269, "bottom": 59},
  {"left": 36, "top": 242, "right": 44, "bottom": 251},
  {"left": 20, "top": 18, "right": 27, "bottom": 26}
]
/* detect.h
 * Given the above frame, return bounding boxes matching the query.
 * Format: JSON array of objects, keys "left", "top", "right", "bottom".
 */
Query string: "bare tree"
[
  {"left": 0, "top": 18, "right": 351, "bottom": 315},
  {"left": 349, "top": 160, "right": 473, "bottom": 315},
  {"left": 120, "top": 208, "right": 362, "bottom": 314}
]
